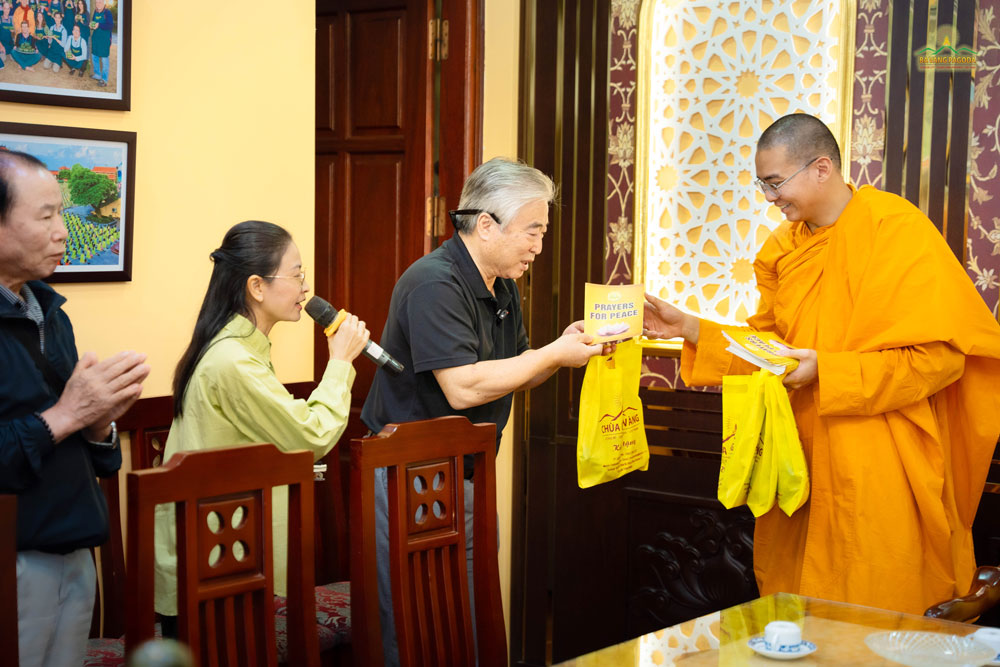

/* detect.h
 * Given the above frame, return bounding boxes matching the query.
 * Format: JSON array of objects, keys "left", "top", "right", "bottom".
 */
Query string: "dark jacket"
[{"left": 0, "top": 280, "right": 121, "bottom": 553}]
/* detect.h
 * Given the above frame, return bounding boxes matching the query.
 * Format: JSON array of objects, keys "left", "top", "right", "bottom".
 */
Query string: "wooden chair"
[
  {"left": 350, "top": 416, "right": 507, "bottom": 667},
  {"left": 1, "top": 495, "right": 18, "bottom": 666},
  {"left": 125, "top": 443, "right": 320, "bottom": 667},
  {"left": 90, "top": 396, "right": 175, "bottom": 642},
  {"left": 925, "top": 565, "right": 1000, "bottom": 622},
  {"left": 86, "top": 397, "right": 352, "bottom": 667}
]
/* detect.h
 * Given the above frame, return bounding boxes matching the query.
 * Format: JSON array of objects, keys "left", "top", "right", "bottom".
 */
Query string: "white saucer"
[{"left": 748, "top": 636, "right": 818, "bottom": 660}]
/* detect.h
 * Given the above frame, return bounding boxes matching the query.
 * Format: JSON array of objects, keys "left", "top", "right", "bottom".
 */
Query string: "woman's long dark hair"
[{"left": 172, "top": 220, "right": 292, "bottom": 417}]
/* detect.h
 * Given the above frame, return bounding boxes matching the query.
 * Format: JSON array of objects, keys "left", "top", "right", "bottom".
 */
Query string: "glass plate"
[{"left": 864, "top": 631, "right": 996, "bottom": 667}]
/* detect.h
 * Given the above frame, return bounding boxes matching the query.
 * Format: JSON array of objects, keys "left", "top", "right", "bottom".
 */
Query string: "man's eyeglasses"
[
  {"left": 448, "top": 209, "right": 502, "bottom": 230},
  {"left": 754, "top": 156, "right": 820, "bottom": 196},
  {"left": 264, "top": 271, "right": 306, "bottom": 285}
]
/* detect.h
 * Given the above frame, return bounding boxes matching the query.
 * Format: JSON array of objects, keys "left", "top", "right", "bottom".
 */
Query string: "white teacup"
[
  {"left": 764, "top": 621, "right": 802, "bottom": 650},
  {"left": 972, "top": 627, "right": 1000, "bottom": 657}
]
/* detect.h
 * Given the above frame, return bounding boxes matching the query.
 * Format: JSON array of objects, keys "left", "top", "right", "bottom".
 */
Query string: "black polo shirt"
[{"left": 361, "top": 234, "right": 530, "bottom": 473}]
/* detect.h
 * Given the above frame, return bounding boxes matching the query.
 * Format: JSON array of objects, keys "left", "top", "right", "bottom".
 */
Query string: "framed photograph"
[
  {"left": 0, "top": 121, "right": 136, "bottom": 282},
  {"left": 0, "top": 0, "right": 131, "bottom": 110}
]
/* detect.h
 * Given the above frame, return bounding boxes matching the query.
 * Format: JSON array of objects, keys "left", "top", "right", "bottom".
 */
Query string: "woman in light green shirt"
[{"left": 153, "top": 220, "right": 370, "bottom": 627}]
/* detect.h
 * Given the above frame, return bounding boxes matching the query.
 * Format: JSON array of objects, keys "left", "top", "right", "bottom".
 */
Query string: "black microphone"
[{"left": 304, "top": 296, "right": 404, "bottom": 375}]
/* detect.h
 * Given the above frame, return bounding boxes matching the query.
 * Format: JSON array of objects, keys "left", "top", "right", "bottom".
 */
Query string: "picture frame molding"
[
  {"left": 0, "top": 0, "right": 132, "bottom": 111},
  {"left": 0, "top": 120, "right": 137, "bottom": 283}
]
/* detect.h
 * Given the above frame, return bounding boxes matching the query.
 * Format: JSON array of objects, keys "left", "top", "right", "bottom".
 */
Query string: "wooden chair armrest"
[{"left": 924, "top": 566, "right": 1000, "bottom": 622}]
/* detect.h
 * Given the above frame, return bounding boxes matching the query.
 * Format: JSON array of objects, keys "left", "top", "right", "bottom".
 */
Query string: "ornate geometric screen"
[{"left": 635, "top": 0, "right": 855, "bottom": 328}]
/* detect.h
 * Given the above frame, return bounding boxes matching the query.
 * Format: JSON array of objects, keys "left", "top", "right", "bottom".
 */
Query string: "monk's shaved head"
[{"left": 758, "top": 114, "right": 842, "bottom": 171}]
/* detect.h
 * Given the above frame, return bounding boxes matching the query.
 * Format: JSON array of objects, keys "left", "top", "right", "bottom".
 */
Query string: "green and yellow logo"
[{"left": 915, "top": 30, "right": 978, "bottom": 71}]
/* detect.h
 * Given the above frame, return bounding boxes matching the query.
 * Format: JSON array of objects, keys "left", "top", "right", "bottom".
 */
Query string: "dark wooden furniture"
[
  {"left": 90, "top": 395, "right": 175, "bottom": 641},
  {"left": 285, "top": 383, "right": 351, "bottom": 585},
  {"left": 1, "top": 495, "right": 18, "bottom": 666},
  {"left": 91, "top": 476, "right": 127, "bottom": 641},
  {"left": 925, "top": 565, "right": 1000, "bottom": 623},
  {"left": 350, "top": 416, "right": 506, "bottom": 667},
  {"left": 118, "top": 395, "right": 174, "bottom": 471},
  {"left": 125, "top": 443, "right": 320, "bottom": 667}
]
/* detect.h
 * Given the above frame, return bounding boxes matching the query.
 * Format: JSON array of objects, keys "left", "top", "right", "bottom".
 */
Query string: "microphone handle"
[{"left": 362, "top": 339, "right": 404, "bottom": 375}]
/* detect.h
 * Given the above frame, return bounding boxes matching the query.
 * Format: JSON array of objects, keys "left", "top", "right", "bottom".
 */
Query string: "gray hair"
[{"left": 454, "top": 157, "right": 556, "bottom": 233}]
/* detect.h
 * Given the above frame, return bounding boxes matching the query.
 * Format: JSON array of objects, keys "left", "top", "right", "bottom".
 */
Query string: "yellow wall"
[
  {"left": 0, "top": 2, "right": 316, "bottom": 397},
  {"left": 482, "top": 0, "right": 522, "bottom": 647}
]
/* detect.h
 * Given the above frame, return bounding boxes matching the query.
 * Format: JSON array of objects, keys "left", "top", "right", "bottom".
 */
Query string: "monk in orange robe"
[{"left": 643, "top": 113, "right": 1000, "bottom": 614}]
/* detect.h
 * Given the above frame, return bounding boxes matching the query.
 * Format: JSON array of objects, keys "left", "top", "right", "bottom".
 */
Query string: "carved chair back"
[
  {"left": 350, "top": 416, "right": 506, "bottom": 667},
  {"left": 125, "top": 442, "right": 319, "bottom": 667}
]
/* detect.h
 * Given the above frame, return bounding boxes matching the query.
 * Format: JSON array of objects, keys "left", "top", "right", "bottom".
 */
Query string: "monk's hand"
[
  {"left": 643, "top": 293, "right": 699, "bottom": 343},
  {"left": 780, "top": 347, "right": 818, "bottom": 390}
]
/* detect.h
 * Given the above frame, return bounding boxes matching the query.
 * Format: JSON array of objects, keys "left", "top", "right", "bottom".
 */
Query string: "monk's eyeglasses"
[
  {"left": 448, "top": 209, "right": 501, "bottom": 230},
  {"left": 754, "top": 156, "right": 820, "bottom": 196}
]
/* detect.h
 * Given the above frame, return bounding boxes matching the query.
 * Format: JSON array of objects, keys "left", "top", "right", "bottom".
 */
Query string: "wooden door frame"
[
  {"left": 438, "top": 0, "right": 485, "bottom": 215},
  {"left": 313, "top": 0, "right": 484, "bottom": 381},
  {"left": 312, "top": 0, "right": 485, "bottom": 583}
]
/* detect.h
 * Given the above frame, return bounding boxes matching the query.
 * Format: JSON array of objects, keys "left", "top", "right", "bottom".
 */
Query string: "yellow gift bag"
[
  {"left": 577, "top": 339, "right": 649, "bottom": 488},
  {"left": 747, "top": 391, "right": 778, "bottom": 517},
  {"left": 720, "top": 371, "right": 809, "bottom": 515},
  {"left": 765, "top": 378, "right": 810, "bottom": 516},
  {"left": 718, "top": 371, "right": 767, "bottom": 509}
]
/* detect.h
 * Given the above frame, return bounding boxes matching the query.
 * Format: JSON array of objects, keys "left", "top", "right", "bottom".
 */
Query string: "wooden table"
[{"left": 555, "top": 592, "right": 990, "bottom": 666}]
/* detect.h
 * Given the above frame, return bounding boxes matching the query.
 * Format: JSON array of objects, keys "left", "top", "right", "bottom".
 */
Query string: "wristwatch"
[{"left": 87, "top": 420, "right": 118, "bottom": 449}]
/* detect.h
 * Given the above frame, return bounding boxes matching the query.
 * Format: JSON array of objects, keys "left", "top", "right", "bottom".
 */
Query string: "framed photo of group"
[
  {"left": 0, "top": 0, "right": 131, "bottom": 110},
  {"left": 0, "top": 121, "right": 136, "bottom": 282}
]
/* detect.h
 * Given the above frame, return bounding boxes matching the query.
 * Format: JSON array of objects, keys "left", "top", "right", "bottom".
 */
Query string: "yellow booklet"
[
  {"left": 583, "top": 282, "right": 644, "bottom": 343},
  {"left": 721, "top": 330, "right": 799, "bottom": 376}
]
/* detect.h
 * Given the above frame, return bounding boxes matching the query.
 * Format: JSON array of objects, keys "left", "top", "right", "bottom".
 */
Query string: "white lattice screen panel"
[{"left": 637, "top": 0, "right": 852, "bottom": 325}]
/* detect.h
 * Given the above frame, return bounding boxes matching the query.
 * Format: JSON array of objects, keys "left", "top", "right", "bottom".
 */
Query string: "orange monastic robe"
[{"left": 681, "top": 185, "right": 1000, "bottom": 614}]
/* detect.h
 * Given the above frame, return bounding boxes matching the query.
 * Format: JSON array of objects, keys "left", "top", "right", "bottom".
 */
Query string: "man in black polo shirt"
[{"left": 362, "top": 157, "right": 601, "bottom": 665}]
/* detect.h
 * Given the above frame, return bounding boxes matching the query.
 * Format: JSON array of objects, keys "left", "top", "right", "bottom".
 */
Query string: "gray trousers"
[
  {"left": 16, "top": 548, "right": 96, "bottom": 667},
  {"left": 374, "top": 466, "right": 475, "bottom": 667}
]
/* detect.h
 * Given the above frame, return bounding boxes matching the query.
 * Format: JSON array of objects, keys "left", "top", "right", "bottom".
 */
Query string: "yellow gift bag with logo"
[
  {"left": 718, "top": 371, "right": 767, "bottom": 508},
  {"left": 577, "top": 339, "right": 649, "bottom": 488},
  {"left": 765, "top": 377, "right": 810, "bottom": 516},
  {"left": 720, "top": 370, "right": 809, "bottom": 516}
]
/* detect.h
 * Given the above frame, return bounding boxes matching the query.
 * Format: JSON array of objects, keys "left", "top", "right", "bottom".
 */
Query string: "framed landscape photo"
[
  {"left": 0, "top": 0, "right": 131, "bottom": 110},
  {"left": 0, "top": 121, "right": 136, "bottom": 282}
]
